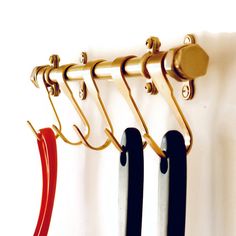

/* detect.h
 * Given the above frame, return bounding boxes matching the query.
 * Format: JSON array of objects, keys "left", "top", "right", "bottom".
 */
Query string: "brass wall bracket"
[
  {"left": 78, "top": 52, "right": 88, "bottom": 100},
  {"left": 181, "top": 34, "right": 196, "bottom": 100},
  {"left": 145, "top": 34, "right": 201, "bottom": 100}
]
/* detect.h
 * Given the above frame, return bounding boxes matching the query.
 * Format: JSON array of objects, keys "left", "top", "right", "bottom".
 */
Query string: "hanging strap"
[
  {"left": 119, "top": 128, "right": 144, "bottom": 236},
  {"left": 34, "top": 128, "right": 57, "bottom": 236},
  {"left": 158, "top": 130, "right": 187, "bottom": 236}
]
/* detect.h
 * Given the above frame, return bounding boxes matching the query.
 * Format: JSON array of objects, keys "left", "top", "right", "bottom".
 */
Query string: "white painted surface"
[{"left": 0, "top": 0, "right": 235, "bottom": 235}]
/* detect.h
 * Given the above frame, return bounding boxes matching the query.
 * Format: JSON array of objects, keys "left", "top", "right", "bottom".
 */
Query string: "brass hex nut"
[{"left": 174, "top": 44, "right": 209, "bottom": 80}]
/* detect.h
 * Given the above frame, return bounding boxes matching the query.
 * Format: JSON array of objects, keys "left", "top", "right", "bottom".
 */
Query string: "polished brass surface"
[
  {"left": 146, "top": 36, "right": 161, "bottom": 54},
  {"left": 79, "top": 81, "right": 87, "bottom": 100},
  {"left": 175, "top": 44, "right": 209, "bottom": 80},
  {"left": 145, "top": 82, "right": 158, "bottom": 95},
  {"left": 49, "top": 54, "right": 60, "bottom": 68},
  {"left": 46, "top": 55, "right": 61, "bottom": 96},
  {"left": 32, "top": 40, "right": 209, "bottom": 84},
  {"left": 30, "top": 35, "right": 209, "bottom": 152},
  {"left": 164, "top": 44, "right": 209, "bottom": 81},
  {"left": 182, "top": 80, "right": 194, "bottom": 100},
  {"left": 78, "top": 53, "right": 88, "bottom": 100},
  {"left": 27, "top": 121, "right": 40, "bottom": 140},
  {"left": 147, "top": 53, "right": 193, "bottom": 153},
  {"left": 181, "top": 34, "right": 196, "bottom": 100},
  {"left": 73, "top": 60, "right": 114, "bottom": 150},
  {"left": 184, "top": 34, "right": 196, "bottom": 44},
  {"left": 51, "top": 64, "right": 91, "bottom": 145},
  {"left": 80, "top": 52, "right": 88, "bottom": 64},
  {"left": 104, "top": 129, "right": 123, "bottom": 152},
  {"left": 28, "top": 66, "right": 62, "bottom": 139},
  {"left": 111, "top": 56, "right": 166, "bottom": 157}
]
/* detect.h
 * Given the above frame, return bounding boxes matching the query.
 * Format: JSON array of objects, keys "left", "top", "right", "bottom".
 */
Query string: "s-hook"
[
  {"left": 144, "top": 35, "right": 209, "bottom": 153},
  {"left": 73, "top": 60, "right": 118, "bottom": 151},
  {"left": 106, "top": 55, "right": 165, "bottom": 157},
  {"left": 50, "top": 62, "right": 91, "bottom": 145},
  {"left": 27, "top": 59, "right": 62, "bottom": 139}
]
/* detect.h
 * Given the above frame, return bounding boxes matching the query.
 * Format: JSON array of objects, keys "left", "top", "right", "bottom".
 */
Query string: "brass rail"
[{"left": 29, "top": 35, "right": 209, "bottom": 155}]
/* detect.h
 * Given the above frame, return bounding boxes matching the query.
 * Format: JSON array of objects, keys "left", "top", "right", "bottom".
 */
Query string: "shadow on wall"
[
  {"left": 198, "top": 32, "right": 236, "bottom": 236},
  {"left": 80, "top": 32, "right": 236, "bottom": 236}
]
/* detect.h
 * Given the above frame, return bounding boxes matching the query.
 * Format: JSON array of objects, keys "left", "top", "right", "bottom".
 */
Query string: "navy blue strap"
[
  {"left": 159, "top": 130, "right": 187, "bottom": 236},
  {"left": 119, "top": 128, "right": 144, "bottom": 236}
]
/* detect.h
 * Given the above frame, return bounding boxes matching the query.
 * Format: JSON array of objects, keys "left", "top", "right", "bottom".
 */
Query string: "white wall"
[{"left": 0, "top": 0, "right": 236, "bottom": 235}]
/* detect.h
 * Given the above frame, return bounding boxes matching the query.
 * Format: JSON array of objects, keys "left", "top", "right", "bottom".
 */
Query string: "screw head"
[
  {"left": 145, "top": 83, "right": 153, "bottom": 93},
  {"left": 49, "top": 55, "right": 60, "bottom": 67},
  {"left": 145, "top": 82, "right": 158, "bottom": 95},
  {"left": 184, "top": 34, "right": 196, "bottom": 44},
  {"left": 80, "top": 52, "right": 87, "bottom": 64},
  {"left": 146, "top": 37, "right": 161, "bottom": 54},
  {"left": 79, "top": 81, "right": 87, "bottom": 100},
  {"left": 182, "top": 84, "right": 190, "bottom": 99}
]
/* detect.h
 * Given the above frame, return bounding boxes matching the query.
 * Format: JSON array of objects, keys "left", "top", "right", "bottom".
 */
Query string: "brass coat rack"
[{"left": 29, "top": 34, "right": 209, "bottom": 158}]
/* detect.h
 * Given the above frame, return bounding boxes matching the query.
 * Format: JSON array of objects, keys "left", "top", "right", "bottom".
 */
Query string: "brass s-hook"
[
  {"left": 51, "top": 64, "right": 91, "bottom": 145},
  {"left": 27, "top": 65, "right": 62, "bottom": 140},
  {"left": 110, "top": 56, "right": 165, "bottom": 157},
  {"left": 146, "top": 52, "right": 193, "bottom": 153},
  {"left": 143, "top": 35, "right": 208, "bottom": 154},
  {"left": 73, "top": 60, "right": 115, "bottom": 151}
]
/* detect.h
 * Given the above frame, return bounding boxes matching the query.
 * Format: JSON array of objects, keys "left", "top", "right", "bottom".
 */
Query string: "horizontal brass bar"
[
  {"left": 42, "top": 55, "right": 150, "bottom": 82},
  {"left": 34, "top": 43, "right": 209, "bottom": 85}
]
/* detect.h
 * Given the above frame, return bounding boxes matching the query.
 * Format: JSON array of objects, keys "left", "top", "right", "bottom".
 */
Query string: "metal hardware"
[
  {"left": 182, "top": 80, "right": 194, "bottom": 100},
  {"left": 181, "top": 34, "right": 196, "bottom": 100},
  {"left": 32, "top": 40, "right": 208, "bottom": 83},
  {"left": 28, "top": 65, "right": 63, "bottom": 139},
  {"left": 27, "top": 121, "right": 40, "bottom": 140},
  {"left": 184, "top": 34, "right": 196, "bottom": 44},
  {"left": 47, "top": 55, "right": 61, "bottom": 97},
  {"left": 30, "top": 57, "right": 91, "bottom": 145},
  {"left": 146, "top": 36, "right": 161, "bottom": 54},
  {"left": 79, "top": 52, "right": 88, "bottom": 100},
  {"left": 79, "top": 81, "right": 87, "bottom": 100},
  {"left": 104, "top": 129, "right": 123, "bottom": 152},
  {"left": 145, "top": 82, "right": 158, "bottom": 95},
  {"left": 146, "top": 52, "right": 193, "bottom": 153},
  {"left": 111, "top": 56, "right": 165, "bottom": 157},
  {"left": 49, "top": 54, "right": 60, "bottom": 68},
  {"left": 73, "top": 60, "right": 114, "bottom": 151},
  {"left": 80, "top": 52, "right": 88, "bottom": 64},
  {"left": 30, "top": 35, "right": 209, "bottom": 153},
  {"left": 145, "top": 37, "right": 159, "bottom": 95},
  {"left": 51, "top": 64, "right": 91, "bottom": 145}
]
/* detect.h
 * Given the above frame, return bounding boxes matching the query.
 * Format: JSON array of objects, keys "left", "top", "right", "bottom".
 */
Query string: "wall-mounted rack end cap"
[{"left": 164, "top": 44, "right": 209, "bottom": 81}]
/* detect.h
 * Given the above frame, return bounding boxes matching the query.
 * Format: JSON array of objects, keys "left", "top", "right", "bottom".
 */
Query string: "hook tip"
[
  {"left": 27, "top": 120, "right": 40, "bottom": 140},
  {"left": 104, "top": 128, "right": 123, "bottom": 153}
]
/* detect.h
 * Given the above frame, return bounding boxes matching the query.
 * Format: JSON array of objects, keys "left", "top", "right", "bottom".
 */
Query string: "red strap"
[{"left": 34, "top": 128, "right": 57, "bottom": 236}]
